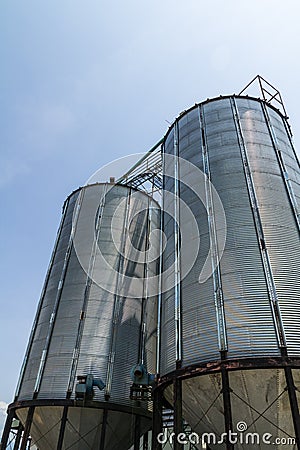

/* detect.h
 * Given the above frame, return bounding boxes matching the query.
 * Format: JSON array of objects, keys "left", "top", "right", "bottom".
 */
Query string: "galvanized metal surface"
[
  {"left": 15, "top": 182, "right": 160, "bottom": 449},
  {"left": 160, "top": 96, "right": 300, "bottom": 374},
  {"left": 199, "top": 103, "right": 227, "bottom": 353}
]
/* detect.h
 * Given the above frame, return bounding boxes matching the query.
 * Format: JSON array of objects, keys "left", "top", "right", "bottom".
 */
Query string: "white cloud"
[
  {"left": 0, "top": 401, "right": 8, "bottom": 435},
  {"left": 0, "top": 401, "right": 8, "bottom": 416}
]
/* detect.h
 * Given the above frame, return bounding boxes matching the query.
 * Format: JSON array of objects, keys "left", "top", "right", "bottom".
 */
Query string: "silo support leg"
[
  {"left": 221, "top": 367, "right": 234, "bottom": 450},
  {"left": 0, "top": 408, "right": 14, "bottom": 450},
  {"left": 20, "top": 406, "right": 34, "bottom": 450},
  {"left": 284, "top": 366, "right": 300, "bottom": 449},
  {"left": 151, "top": 388, "right": 163, "bottom": 450},
  {"left": 13, "top": 422, "right": 24, "bottom": 450},
  {"left": 174, "top": 378, "right": 183, "bottom": 450},
  {"left": 57, "top": 406, "right": 68, "bottom": 450},
  {"left": 143, "top": 431, "right": 149, "bottom": 450},
  {"left": 134, "top": 415, "right": 141, "bottom": 450},
  {"left": 99, "top": 408, "right": 108, "bottom": 450}
]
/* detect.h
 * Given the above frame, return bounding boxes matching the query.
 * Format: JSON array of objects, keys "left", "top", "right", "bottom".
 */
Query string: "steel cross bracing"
[{"left": 117, "top": 139, "right": 163, "bottom": 196}]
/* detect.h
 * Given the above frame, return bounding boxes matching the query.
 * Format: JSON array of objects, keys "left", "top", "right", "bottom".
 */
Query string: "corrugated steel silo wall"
[
  {"left": 17, "top": 183, "right": 160, "bottom": 407},
  {"left": 160, "top": 96, "right": 300, "bottom": 374}
]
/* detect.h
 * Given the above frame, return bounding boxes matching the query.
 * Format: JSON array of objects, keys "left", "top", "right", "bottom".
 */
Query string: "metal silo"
[
  {"left": 1, "top": 182, "right": 160, "bottom": 450},
  {"left": 157, "top": 90, "right": 300, "bottom": 449}
]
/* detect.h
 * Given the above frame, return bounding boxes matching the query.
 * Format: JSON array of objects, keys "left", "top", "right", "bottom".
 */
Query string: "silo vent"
[{"left": 75, "top": 374, "right": 105, "bottom": 401}]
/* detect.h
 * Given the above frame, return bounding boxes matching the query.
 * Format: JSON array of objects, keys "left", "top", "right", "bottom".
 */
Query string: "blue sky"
[{"left": 1, "top": 0, "right": 300, "bottom": 432}]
